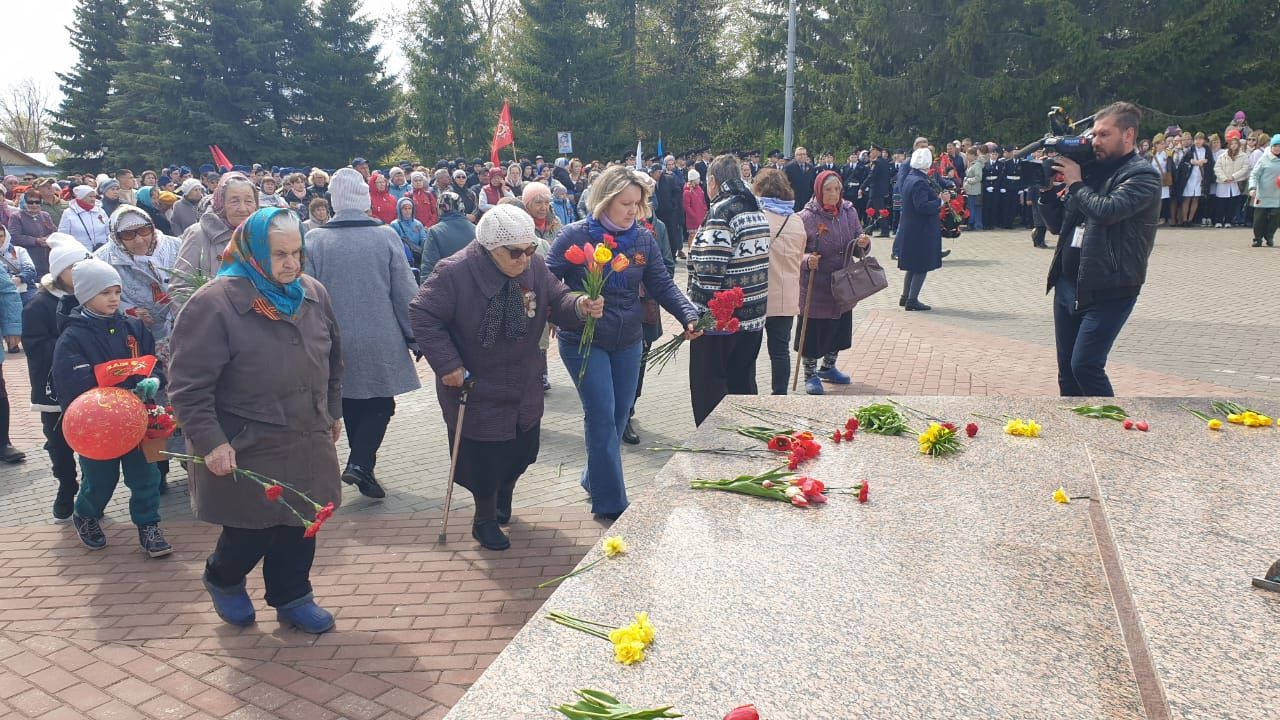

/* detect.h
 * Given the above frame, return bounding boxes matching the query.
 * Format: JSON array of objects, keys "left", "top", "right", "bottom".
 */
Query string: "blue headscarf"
[
  {"left": 216, "top": 207, "right": 306, "bottom": 319},
  {"left": 136, "top": 186, "right": 154, "bottom": 209}
]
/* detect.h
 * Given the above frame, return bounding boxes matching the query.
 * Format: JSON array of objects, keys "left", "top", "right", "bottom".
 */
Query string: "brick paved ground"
[{"left": 0, "top": 226, "right": 1273, "bottom": 718}]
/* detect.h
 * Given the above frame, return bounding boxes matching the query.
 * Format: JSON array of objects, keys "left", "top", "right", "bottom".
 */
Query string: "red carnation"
[
  {"left": 314, "top": 502, "right": 335, "bottom": 523},
  {"left": 264, "top": 485, "right": 284, "bottom": 501},
  {"left": 845, "top": 417, "right": 859, "bottom": 432},
  {"left": 858, "top": 481, "right": 869, "bottom": 504},
  {"left": 941, "top": 422, "right": 957, "bottom": 432},
  {"left": 965, "top": 422, "right": 979, "bottom": 438}
]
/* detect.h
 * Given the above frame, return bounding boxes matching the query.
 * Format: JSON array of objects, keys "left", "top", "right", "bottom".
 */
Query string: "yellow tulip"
[
  {"left": 593, "top": 244, "right": 613, "bottom": 264},
  {"left": 1052, "top": 487, "right": 1070, "bottom": 504},
  {"left": 1207, "top": 419, "right": 1222, "bottom": 430},
  {"left": 602, "top": 536, "right": 627, "bottom": 557}
]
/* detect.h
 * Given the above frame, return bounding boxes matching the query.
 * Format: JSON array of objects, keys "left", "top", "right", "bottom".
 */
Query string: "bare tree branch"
[{"left": 0, "top": 79, "right": 53, "bottom": 153}]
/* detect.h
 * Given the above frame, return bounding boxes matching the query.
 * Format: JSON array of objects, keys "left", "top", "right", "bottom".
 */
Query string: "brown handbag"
[{"left": 831, "top": 241, "right": 888, "bottom": 314}]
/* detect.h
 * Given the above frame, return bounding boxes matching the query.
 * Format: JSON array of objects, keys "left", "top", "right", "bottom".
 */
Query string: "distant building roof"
[{"left": 0, "top": 140, "right": 56, "bottom": 175}]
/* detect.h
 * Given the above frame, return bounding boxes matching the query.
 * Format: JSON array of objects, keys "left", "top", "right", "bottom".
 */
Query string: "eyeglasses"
[
  {"left": 26, "top": 199, "right": 42, "bottom": 205},
  {"left": 119, "top": 225, "right": 155, "bottom": 241},
  {"left": 503, "top": 244, "right": 537, "bottom": 260}
]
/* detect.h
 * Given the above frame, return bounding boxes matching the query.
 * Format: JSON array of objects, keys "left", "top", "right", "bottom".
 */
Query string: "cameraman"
[{"left": 1039, "top": 102, "right": 1160, "bottom": 397}]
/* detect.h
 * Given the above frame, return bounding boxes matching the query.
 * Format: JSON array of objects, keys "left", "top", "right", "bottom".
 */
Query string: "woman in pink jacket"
[{"left": 682, "top": 169, "right": 709, "bottom": 253}]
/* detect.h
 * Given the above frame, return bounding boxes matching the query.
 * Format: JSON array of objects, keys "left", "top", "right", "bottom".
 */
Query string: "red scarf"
[
  {"left": 483, "top": 183, "right": 504, "bottom": 206},
  {"left": 533, "top": 216, "right": 549, "bottom": 234},
  {"left": 76, "top": 199, "right": 95, "bottom": 211}
]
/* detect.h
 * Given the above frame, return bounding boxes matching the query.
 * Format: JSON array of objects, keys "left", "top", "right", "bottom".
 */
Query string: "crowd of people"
[{"left": 0, "top": 103, "right": 1275, "bottom": 634}]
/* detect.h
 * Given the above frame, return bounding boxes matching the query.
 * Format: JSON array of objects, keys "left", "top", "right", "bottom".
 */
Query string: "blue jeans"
[
  {"left": 1053, "top": 278, "right": 1137, "bottom": 397},
  {"left": 970, "top": 201, "right": 984, "bottom": 230},
  {"left": 558, "top": 338, "right": 643, "bottom": 515}
]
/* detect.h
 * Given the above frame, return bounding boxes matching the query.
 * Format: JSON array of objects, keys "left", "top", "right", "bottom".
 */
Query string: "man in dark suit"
[
  {"left": 864, "top": 145, "right": 893, "bottom": 238},
  {"left": 784, "top": 146, "right": 816, "bottom": 211}
]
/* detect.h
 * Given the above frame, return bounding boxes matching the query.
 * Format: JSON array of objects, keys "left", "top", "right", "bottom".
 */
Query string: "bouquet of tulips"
[
  {"left": 563, "top": 235, "right": 630, "bottom": 382},
  {"left": 645, "top": 287, "right": 744, "bottom": 373}
]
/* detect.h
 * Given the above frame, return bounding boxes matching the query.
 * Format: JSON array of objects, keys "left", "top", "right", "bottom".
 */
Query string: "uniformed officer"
[
  {"left": 999, "top": 146, "right": 1023, "bottom": 228},
  {"left": 864, "top": 145, "right": 893, "bottom": 238},
  {"left": 842, "top": 151, "right": 869, "bottom": 216},
  {"left": 981, "top": 143, "right": 1002, "bottom": 228}
]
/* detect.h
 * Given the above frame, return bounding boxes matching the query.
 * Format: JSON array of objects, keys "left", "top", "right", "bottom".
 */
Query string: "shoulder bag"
[{"left": 830, "top": 238, "right": 887, "bottom": 314}]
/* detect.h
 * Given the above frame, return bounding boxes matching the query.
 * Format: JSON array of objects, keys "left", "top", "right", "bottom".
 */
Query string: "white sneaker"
[
  {"left": 1225, "top": 223, "right": 1233, "bottom": 228},
  {"left": 1214, "top": 223, "right": 1223, "bottom": 228}
]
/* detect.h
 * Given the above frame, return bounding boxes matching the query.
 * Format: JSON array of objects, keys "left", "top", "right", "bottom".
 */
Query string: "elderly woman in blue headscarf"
[{"left": 169, "top": 207, "right": 345, "bottom": 634}]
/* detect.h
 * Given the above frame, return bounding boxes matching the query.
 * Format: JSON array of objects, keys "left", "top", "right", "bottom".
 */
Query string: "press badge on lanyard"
[{"left": 1071, "top": 225, "right": 1085, "bottom": 249}]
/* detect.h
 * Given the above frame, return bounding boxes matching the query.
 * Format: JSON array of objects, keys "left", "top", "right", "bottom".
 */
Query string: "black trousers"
[
  {"left": 342, "top": 397, "right": 395, "bottom": 471},
  {"left": 764, "top": 316, "right": 794, "bottom": 395},
  {"left": 206, "top": 525, "right": 315, "bottom": 607},
  {"left": 632, "top": 340, "right": 654, "bottom": 415},
  {"left": 447, "top": 422, "right": 539, "bottom": 522},
  {"left": 41, "top": 412, "right": 77, "bottom": 486},
  {"left": 688, "top": 330, "right": 763, "bottom": 426}
]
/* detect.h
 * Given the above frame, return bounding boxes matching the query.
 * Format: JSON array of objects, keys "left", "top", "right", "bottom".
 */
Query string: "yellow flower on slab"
[
  {"left": 613, "top": 639, "right": 646, "bottom": 665},
  {"left": 602, "top": 536, "right": 627, "bottom": 557},
  {"left": 1207, "top": 419, "right": 1222, "bottom": 431},
  {"left": 1052, "top": 487, "right": 1070, "bottom": 504},
  {"left": 609, "top": 625, "right": 643, "bottom": 646},
  {"left": 633, "top": 612, "right": 655, "bottom": 645}
]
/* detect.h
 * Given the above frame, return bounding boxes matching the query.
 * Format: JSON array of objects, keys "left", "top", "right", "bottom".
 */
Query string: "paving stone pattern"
[{"left": 0, "top": 226, "right": 1272, "bottom": 718}]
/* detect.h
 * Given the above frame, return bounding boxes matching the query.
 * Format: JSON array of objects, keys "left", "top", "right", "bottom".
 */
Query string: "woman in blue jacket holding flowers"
[{"left": 547, "top": 165, "right": 702, "bottom": 520}]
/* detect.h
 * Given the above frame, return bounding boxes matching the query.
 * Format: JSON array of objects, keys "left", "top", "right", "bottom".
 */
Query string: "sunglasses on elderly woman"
[
  {"left": 503, "top": 244, "right": 537, "bottom": 260},
  {"left": 119, "top": 225, "right": 155, "bottom": 241}
]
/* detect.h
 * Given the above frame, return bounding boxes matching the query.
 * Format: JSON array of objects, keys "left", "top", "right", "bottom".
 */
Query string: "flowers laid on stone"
[
  {"left": 546, "top": 610, "right": 656, "bottom": 665},
  {"left": 723, "top": 706, "right": 760, "bottom": 720},
  {"left": 539, "top": 536, "right": 629, "bottom": 588},
  {"left": 1053, "top": 487, "right": 1071, "bottom": 504},
  {"left": 1068, "top": 404, "right": 1129, "bottom": 421},
  {"left": 1184, "top": 401, "right": 1275, "bottom": 429},
  {"left": 917, "top": 422, "right": 961, "bottom": 457},
  {"left": 690, "top": 468, "right": 867, "bottom": 507},
  {"left": 646, "top": 287, "right": 744, "bottom": 373},
  {"left": 854, "top": 402, "right": 908, "bottom": 435},
  {"left": 1003, "top": 418, "right": 1042, "bottom": 437},
  {"left": 554, "top": 689, "right": 682, "bottom": 719},
  {"left": 163, "top": 451, "right": 334, "bottom": 537},
  {"left": 965, "top": 422, "right": 979, "bottom": 437}
]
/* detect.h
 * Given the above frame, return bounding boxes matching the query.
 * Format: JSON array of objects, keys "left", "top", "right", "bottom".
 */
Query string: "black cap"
[
  {"left": 351, "top": 157, "right": 368, "bottom": 166},
  {"left": 471, "top": 158, "right": 483, "bottom": 165},
  {"left": 647, "top": 164, "right": 663, "bottom": 174},
  {"left": 435, "top": 160, "right": 449, "bottom": 169}
]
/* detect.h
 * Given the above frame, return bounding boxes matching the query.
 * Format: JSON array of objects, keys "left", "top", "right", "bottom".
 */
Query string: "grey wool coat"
[
  {"left": 303, "top": 211, "right": 421, "bottom": 399},
  {"left": 168, "top": 275, "right": 343, "bottom": 529}
]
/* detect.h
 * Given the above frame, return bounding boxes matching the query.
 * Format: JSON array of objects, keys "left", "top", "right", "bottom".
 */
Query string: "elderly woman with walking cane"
[{"left": 410, "top": 205, "right": 603, "bottom": 551}]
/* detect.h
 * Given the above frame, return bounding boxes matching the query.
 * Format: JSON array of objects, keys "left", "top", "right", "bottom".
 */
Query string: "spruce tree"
[
  {"left": 639, "top": 0, "right": 726, "bottom": 155},
  {"left": 405, "top": 0, "right": 494, "bottom": 160},
  {"left": 298, "top": 0, "right": 397, "bottom": 168},
  {"left": 49, "top": 0, "right": 129, "bottom": 172},
  {"left": 103, "top": 0, "right": 180, "bottom": 171},
  {"left": 166, "top": 0, "right": 281, "bottom": 167},
  {"left": 507, "top": 0, "right": 619, "bottom": 157}
]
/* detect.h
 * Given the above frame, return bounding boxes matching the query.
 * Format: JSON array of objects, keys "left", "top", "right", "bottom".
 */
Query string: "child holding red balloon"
[{"left": 52, "top": 258, "right": 171, "bottom": 557}]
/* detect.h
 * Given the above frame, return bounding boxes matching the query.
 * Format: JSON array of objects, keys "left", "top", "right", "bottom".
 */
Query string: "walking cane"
[
  {"left": 438, "top": 377, "right": 474, "bottom": 544},
  {"left": 791, "top": 259, "right": 819, "bottom": 392}
]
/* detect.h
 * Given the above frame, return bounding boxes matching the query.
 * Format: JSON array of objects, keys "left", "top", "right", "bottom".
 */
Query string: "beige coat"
[
  {"left": 172, "top": 212, "right": 233, "bottom": 313},
  {"left": 168, "top": 275, "right": 344, "bottom": 529},
  {"left": 764, "top": 210, "right": 806, "bottom": 316}
]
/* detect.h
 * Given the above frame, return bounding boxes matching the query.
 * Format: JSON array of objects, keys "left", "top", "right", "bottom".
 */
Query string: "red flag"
[
  {"left": 490, "top": 101, "right": 513, "bottom": 164},
  {"left": 209, "top": 145, "right": 233, "bottom": 171}
]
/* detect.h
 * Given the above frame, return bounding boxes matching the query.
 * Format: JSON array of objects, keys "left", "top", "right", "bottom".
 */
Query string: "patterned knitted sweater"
[{"left": 686, "top": 179, "right": 771, "bottom": 331}]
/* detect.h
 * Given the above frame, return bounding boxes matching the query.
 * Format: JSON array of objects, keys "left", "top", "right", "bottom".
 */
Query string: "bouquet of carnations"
[
  {"left": 563, "top": 235, "right": 630, "bottom": 382},
  {"left": 645, "top": 287, "right": 743, "bottom": 373},
  {"left": 163, "top": 451, "right": 336, "bottom": 537},
  {"left": 691, "top": 467, "right": 868, "bottom": 507}
]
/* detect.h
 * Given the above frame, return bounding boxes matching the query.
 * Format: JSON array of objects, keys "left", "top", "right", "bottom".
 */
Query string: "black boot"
[
  {"left": 342, "top": 464, "right": 386, "bottom": 498},
  {"left": 52, "top": 479, "right": 78, "bottom": 521},
  {"left": 496, "top": 482, "right": 515, "bottom": 526},
  {"left": 904, "top": 300, "right": 932, "bottom": 311},
  {"left": 899, "top": 294, "right": 906, "bottom": 307},
  {"left": 622, "top": 421, "right": 639, "bottom": 445},
  {"left": 472, "top": 519, "right": 510, "bottom": 550}
]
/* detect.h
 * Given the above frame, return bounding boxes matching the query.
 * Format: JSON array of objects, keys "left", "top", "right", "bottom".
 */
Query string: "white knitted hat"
[
  {"left": 178, "top": 178, "right": 203, "bottom": 197},
  {"left": 476, "top": 204, "right": 536, "bottom": 250},
  {"left": 329, "top": 167, "right": 370, "bottom": 214},
  {"left": 46, "top": 234, "right": 92, "bottom": 283},
  {"left": 910, "top": 148, "right": 933, "bottom": 170}
]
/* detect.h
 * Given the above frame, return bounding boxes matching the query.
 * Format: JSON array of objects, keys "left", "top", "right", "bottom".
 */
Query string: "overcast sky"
[{"left": 9, "top": 0, "right": 410, "bottom": 108}]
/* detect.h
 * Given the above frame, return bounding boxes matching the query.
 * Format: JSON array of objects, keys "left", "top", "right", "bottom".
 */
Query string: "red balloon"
[{"left": 64, "top": 387, "right": 148, "bottom": 461}]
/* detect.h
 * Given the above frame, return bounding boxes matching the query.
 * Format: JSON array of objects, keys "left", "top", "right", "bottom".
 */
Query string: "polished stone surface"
[{"left": 443, "top": 396, "right": 1275, "bottom": 719}]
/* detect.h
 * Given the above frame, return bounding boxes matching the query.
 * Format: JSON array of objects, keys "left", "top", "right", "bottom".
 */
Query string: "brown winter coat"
[{"left": 168, "top": 274, "right": 344, "bottom": 529}]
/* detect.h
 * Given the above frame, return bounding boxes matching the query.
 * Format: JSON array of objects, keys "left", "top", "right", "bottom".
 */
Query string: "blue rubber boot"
[
  {"left": 203, "top": 575, "right": 255, "bottom": 627},
  {"left": 805, "top": 376, "right": 825, "bottom": 395},
  {"left": 276, "top": 594, "right": 335, "bottom": 634},
  {"left": 816, "top": 367, "right": 852, "bottom": 385}
]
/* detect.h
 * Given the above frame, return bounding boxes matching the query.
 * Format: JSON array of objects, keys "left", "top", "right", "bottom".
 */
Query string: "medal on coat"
[
  {"left": 522, "top": 288, "right": 537, "bottom": 318},
  {"left": 632, "top": 252, "right": 647, "bottom": 267}
]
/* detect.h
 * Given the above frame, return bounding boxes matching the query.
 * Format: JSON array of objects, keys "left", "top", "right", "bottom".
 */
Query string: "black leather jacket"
[{"left": 1039, "top": 152, "right": 1160, "bottom": 311}]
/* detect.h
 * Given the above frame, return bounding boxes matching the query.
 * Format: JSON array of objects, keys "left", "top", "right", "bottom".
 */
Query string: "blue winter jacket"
[
  {"left": 547, "top": 220, "right": 699, "bottom": 352},
  {"left": 51, "top": 307, "right": 163, "bottom": 412}
]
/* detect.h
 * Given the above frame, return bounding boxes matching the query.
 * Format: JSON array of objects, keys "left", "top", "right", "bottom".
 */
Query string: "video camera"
[{"left": 1015, "top": 106, "right": 1097, "bottom": 188}]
